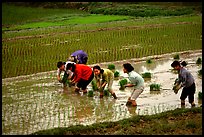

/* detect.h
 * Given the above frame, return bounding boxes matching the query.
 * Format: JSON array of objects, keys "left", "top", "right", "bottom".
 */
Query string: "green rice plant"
[
  {"left": 141, "top": 72, "right": 152, "bottom": 78},
  {"left": 91, "top": 80, "right": 98, "bottom": 91},
  {"left": 198, "top": 91, "right": 202, "bottom": 100},
  {"left": 173, "top": 54, "right": 180, "bottom": 60},
  {"left": 114, "top": 70, "right": 120, "bottom": 78},
  {"left": 104, "top": 89, "right": 110, "bottom": 96},
  {"left": 198, "top": 68, "right": 202, "bottom": 76},
  {"left": 119, "top": 78, "right": 128, "bottom": 90},
  {"left": 150, "top": 83, "right": 161, "bottom": 91},
  {"left": 107, "top": 64, "right": 115, "bottom": 70},
  {"left": 146, "top": 58, "right": 153, "bottom": 64},
  {"left": 196, "top": 57, "right": 202, "bottom": 64},
  {"left": 88, "top": 90, "right": 94, "bottom": 97}
]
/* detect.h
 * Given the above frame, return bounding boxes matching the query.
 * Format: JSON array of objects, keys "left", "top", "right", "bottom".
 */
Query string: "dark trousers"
[
  {"left": 180, "top": 83, "right": 196, "bottom": 103},
  {"left": 77, "top": 72, "right": 94, "bottom": 90}
]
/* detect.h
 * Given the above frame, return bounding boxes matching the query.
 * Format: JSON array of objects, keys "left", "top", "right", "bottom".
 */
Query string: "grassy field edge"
[{"left": 31, "top": 107, "right": 202, "bottom": 135}]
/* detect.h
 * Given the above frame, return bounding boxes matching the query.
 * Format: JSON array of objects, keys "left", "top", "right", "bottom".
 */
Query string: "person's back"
[
  {"left": 102, "top": 68, "right": 114, "bottom": 82},
  {"left": 70, "top": 50, "right": 88, "bottom": 64},
  {"left": 128, "top": 71, "right": 144, "bottom": 89},
  {"left": 74, "top": 64, "right": 92, "bottom": 81}
]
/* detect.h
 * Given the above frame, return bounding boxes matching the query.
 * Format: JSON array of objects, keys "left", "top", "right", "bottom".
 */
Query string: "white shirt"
[{"left": 57, "top": 61, "right": 75, "bottom": 77}]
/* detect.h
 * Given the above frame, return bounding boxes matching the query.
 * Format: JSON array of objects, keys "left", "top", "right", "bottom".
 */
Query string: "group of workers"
[{"left": 57, "top": 50, "right": 196, "bottom": 108}]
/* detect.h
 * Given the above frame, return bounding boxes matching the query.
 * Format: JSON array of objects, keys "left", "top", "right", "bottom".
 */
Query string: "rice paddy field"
[{"left": 2, "top": 2, "right": 202, "bottom": 135}]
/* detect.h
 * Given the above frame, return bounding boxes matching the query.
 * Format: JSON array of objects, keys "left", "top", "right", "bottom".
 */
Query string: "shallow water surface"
[{"left": 2, "top": 50, "right": 202, "bottom": 135}]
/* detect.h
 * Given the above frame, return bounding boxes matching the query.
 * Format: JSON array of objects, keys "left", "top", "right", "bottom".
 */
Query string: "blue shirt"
[
  {"left": 178, "top": 67, "right": 194, "bottom": 88},
  {"left": 71, "top": 50, "right": 87, "bottom": 64}
]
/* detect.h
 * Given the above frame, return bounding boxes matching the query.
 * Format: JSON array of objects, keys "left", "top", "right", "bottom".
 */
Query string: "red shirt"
[{"left": 73, "top": 64, "right": 93, "bottom": 82}]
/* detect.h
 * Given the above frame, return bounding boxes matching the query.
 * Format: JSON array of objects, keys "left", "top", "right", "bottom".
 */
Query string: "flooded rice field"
[{"left": 2, "top": 50, "right": 202, "bottom": 135}]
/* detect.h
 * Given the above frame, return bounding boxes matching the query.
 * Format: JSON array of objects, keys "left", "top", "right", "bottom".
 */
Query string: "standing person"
[
  {"left": 122, "top": 63, "right": 144, "bottom": 107},
  {"left": 68, "top": 50, "right": 88, "bottom": 64},
  {"left": 171, "top": 60, "right": 196, "bottom": 107},
  {"left": 66, "top": 63, "right": 94, "bottom": 93},
  {"left": 93, "top": 65, "right": 117, "bottom": 99},
  {"left": 57, "top": 61, "right": 75, "bottom": 87}
]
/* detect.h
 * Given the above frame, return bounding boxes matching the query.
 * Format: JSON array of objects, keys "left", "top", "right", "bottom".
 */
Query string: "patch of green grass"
[{"left": 31, "top": 107, "right": 202, "bottom": 135}]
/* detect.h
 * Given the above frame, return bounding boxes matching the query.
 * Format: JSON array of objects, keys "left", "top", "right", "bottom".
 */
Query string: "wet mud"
[{"left": 2, "top": 50, "right": 202, "bottom": 135}]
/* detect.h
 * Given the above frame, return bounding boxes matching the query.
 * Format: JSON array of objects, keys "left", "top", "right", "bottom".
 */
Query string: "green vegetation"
[
  {"left": 119, "top": 78, "right": 128, "bottom": 90},
  {"left": 31, "top": 107, "right": 202, "bottom": 135},
  {"left": 173, "top": 54, "right": 180, "bottom": 60},
  {"left": 146, "top": 58, "right": 153, "bottom": 64},
  {"left": 142, "top": 72, "right": 152, "bottom": 78},
  {"left": 150, "top": 83, "right": 161, "bottom": 91},
  {"left": 114, "top": 71, "right": 120, "bottom": 78},
  {"left": 2, "top": 2, "right": 202, "bottom": 135},
  {"left": 104, "top": 89, "right": 110, "bottom": 96},
  {"left": 198, "top": 69, "right": 202, "bottom": 76},
  {"left": 198, "top": 92, "right": 202, "bottom": 100},
  {"left": 108, "top": 64, "right": 116, "bottom": 70},
  {"left": 88, "top": 90, "right": 94, "bottom": 97},
  {"left": 91, "top": 80, "right": 98, "bottom": 91},
  {"left": 196, "top": 57, "right": 202, "bottom": 64}
]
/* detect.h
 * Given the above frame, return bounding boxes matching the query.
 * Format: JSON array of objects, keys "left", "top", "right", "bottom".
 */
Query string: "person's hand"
[{"left": 173, "top": 83, "right": 181, "bottom": 94}]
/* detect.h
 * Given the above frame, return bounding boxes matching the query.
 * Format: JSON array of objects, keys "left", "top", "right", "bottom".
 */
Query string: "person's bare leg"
[
  {"left": 126, "top": 97, "right": 132, "bottom": 106},
  {"left": 181, "top": 100, "right": 185, "bottom": 108},
  {"left": 131, "top": 100, "right": 137, "bottom": 107},
  {"left": 75, "top": 87, "right": 80, "bottom": 93},
  {"left": 109, "top": 89, "right": 117, "bottom": 99},
  {"left": 82, "top": 88, "right": 87, "bottom": 94},
  {"left": 191, "top": 101, "right": 195, "bottom": 107}
]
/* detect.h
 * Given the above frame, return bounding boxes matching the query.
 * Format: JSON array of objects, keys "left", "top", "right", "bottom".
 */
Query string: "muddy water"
[{"left": 2, "top": 50, "right": 202, "bottom": 135}]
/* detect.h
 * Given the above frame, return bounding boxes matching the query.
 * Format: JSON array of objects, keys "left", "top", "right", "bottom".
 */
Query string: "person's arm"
[
  {"left": 57, "top": 69, "right": 62, "bottom": 83},
  {"left": 72, "top": 67, "right": 82, "bottom": 84},
  {"left": 95, "top": 76, "right": 101, "bottom": 88},
  {"left": 124, "top": 83, "right": 135, "bottom": 87}
]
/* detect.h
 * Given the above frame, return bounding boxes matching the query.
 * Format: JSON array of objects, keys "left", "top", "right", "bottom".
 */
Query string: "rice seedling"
[
  {"left": 141, "top": 72, "right": 152, "bottom": 78},
  {"left": 146, "top": 58, "right": 153, "bottom": 64},
  {"left": 150, "top": 83, "right": 161, "bottom": 91},
  {"left": 107, "top": 64, "right": 115, "bottom": 70},
  {"left": 119, "top": 78, "right": 128, "bottom": 90},
  {"left": 104, "top": 89, "right": 110, "bottom": 96},
  {"left": 196, "top": 57, "right": 202, "bottom": 64},
  {"left": 173, "top": 54, "right": 180, "bottom": 60},
  {"left": 114, "top": 70, "right": 120, "bottom": 78},
  {"left": 198, "top": 68, "right": 202, "bottom": 76},
  {"left": 91, "top": 80, "right": 98, "bottom": 91},
  {"left": 88, "top": 90, "right": 94, "bottom": 97}
]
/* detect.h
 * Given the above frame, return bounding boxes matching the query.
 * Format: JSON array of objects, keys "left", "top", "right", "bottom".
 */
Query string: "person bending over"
[
  {"left": 66, "top": 63, "right": 94, "bottom": 93},
  {"left": 93, "top": 65, "right": 117, "bottom": 99}
]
